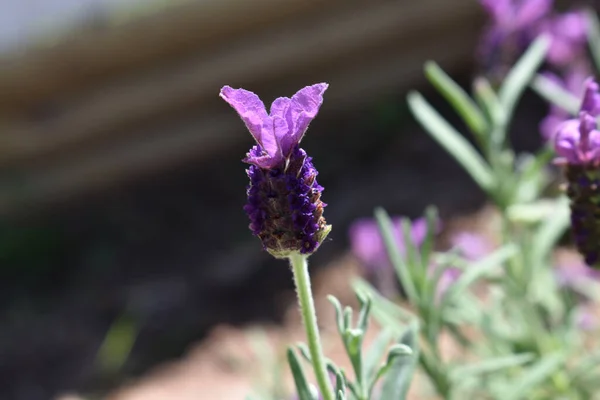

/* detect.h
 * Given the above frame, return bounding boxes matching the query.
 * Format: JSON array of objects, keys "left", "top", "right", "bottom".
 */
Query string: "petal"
[
  {"left": 270, "top": 97, "right": 295, "bottom": 157},
  {"left": 554, "top": 119, "right": 581, "bottom": 163},
  {"left": 288, "top": 83, "right": 329, "bottom": 146},
  {"left": 580, "top": 78, "right": 600, "bottom": 116},
  {"left": 220, "top": 86, "right": 280, "bottom": 160}
]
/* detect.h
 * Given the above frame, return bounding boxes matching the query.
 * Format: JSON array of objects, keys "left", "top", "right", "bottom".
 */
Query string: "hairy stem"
[{"left": 289, "top": 253, "right": 335, "bottom": 400}]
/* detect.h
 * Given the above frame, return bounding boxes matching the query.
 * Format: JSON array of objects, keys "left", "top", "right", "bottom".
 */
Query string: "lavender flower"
[
  {"left": 478, "top": 0, "right": 552, "bottom": 80},
  {"left": 220, "top": 84, "right": 331, "bottom": 258},
  {"left": 555, "top": 78, "right": 600, "bottom": 267},
  {"left": 541, "top": 11, "right": 588, "bottom": 68}
]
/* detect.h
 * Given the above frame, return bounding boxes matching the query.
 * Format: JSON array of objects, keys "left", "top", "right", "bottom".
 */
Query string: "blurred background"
[{"left": 0, "top": 0, "right": 579, "bottom": 399}]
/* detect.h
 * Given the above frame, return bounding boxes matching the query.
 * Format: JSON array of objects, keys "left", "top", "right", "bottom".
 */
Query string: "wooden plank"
[
  {"left": 0, "top": 24, "right": 478, "bottom": 217},
  {"left": 0, "top": 0, "right": 481, "bottom": 168},
  {"left": 0, "top": 0, "right": 334, "bottom": 111}
]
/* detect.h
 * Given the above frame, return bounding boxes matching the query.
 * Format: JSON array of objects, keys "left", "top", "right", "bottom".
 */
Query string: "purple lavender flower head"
[
  {"left": 478, "top": 0, "right": 552, "bottom": 80},
  {"left": 554, "top": 78, "right": 600, "bottom": 165},
  {"left": 220, "top": 84, "right": 331, "bottom": 258},
  {"left": 555, "top": 78, "right": 600, "bottom": 268}
]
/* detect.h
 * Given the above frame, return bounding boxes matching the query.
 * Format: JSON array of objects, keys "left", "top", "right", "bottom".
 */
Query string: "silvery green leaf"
[
  {"left": 343, "top": 328, "right": 363, "bottom": 389},
  {"left": 343, "top": 307, "right": 353, "bottom": 334},
  {"left": 296, "top": 343, "right": 312, "bottom": 363},
  {"left": 287, "top": 348, "right": 316, "bottom": 400},
  {"left": 379, "top": 322, "right": 420, "bottom": 400},
  {"left": 375, "top": 207, "right": 419, "bottom": 305},
  {"left": 442, "top": 244, "right": 518, "bottom": 306},
  {"left": 496, "top": 351, "right": 567, "bottom": 399},
  {"left": 514, "top": 147, "right": 554, "bottom": 204},
  {"left": 531, "top": 74, "right": 579, "bottom": 115},
  {"left": 352, "top": 277, "right": 415, "bottom": 328},
  {"left": 407, "top": 92, "right": 496, "bottom": 193},
  {"left": 507, "top": 200, "right": 557, "bottom": 224},
  {"left": 473, "top": 76, "right": 504, "bottom": 126},
  {"left": 356, "top": 292, "right": 372, "bottom": 334},
  {"left": 530, "top": 196, "right": 570, "bottom": 266},
  {"left": 327, "top": 295, "right": 345, "bottom": 335},
  {"left": 449, "top": 353, "right": 535, "bottom": 383},
  {"left": 424, "top": 61, "right": 488, "bottom": 141},
  {"left": 420, "top": 206, "right": 438, "bottom": 270},
  {"left": 499, "top": 35, "right": 550, "bottom": 123},
  {"left": 334, "top": 369, "right": 346, "bottom": 400},
  {"left": 365, "top": 329, "right": 394, "bottom": 388},
  {"left": 401, "top": 217, "right": 421, "bottom": 270}
]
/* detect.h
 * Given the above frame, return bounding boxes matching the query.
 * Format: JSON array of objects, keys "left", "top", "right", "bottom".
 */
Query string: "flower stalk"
[{"left": 289, "top": 253, "right": 335, "bottom": 400}]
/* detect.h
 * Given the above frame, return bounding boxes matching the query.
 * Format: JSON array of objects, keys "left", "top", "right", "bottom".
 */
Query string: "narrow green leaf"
[
  {"left": 356, "top": 293, "right": 372, "bottom": 334},
  {"left": 365, "top": 329, "right": 394, "bottom": 389},
  {"left": 420, "top": 206, "right": 438, "bottom": 270},
  {"left": 401, "top": 218, "right": 420, "bottom": 270},
  {"left": 586, "top": 9, "right": 600, "bottom": 73},
  {"left": 343, "top": 328, "right": 363, "bottom": 389},
  {"left": 297, "top": 343, "right": 312, "bottom": 363},
  {"left": 407, "top": 92, "right": 495, "bottom": 192},
  {"left": 334, "top": 369, "right": 346, "bottom": 398},
  {"left": 352, "top": 278, "right": 415, "bottom": 328},
  {"left": 473, "top": 76, "right": 503, "bottom": 126},
  {"left": 442, "top": 244, "right": 518, "bottom": 306},
  {"left": 424, "top": 61, "right": 488, "bottom": 138},
  {"left": 530, "top": 196, "right": 570, "bottom": 265},
  {"left": 499, "top": 35, "right": 550, "bottom": 121},
  {"left": 327, "top": 295, "right": 346, "bottom": 335},
  {"left": 531, "top": 74, "right": 579, "bottom": 115},
  {"left": 498, "top": 352, "right": 567, "bottom": 399},
  {"left": 375, "top": 207, "right": 419, "bottom": 305},
  {"left": 287, "top": 348, "right": 315, "bottom": 400},
  {"left": 514, "top": 147, "right": 554, "bottom": 204},
  {"left": 449, "top": 353, "right": 535, "bottom": 382},
  {"left": 379, "top": 322, "right": 420, "bottom": 400}
]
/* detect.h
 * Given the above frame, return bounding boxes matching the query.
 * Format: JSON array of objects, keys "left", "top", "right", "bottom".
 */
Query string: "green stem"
[{"left": 289, "top": 253, "right": 335, "bottom": 400}]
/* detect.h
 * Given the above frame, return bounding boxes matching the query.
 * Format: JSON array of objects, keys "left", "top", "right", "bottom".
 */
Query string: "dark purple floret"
[{"left": 243, "top": 145, "right": 330, "bottom": 258}]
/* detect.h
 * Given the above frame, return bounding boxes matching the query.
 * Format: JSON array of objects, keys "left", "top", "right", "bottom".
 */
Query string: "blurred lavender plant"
[
  {"left": 221, "top": 85, "right": 418, "bottom": 400},
  {"left": 352, "top": 34, "right": 600, "bottom": 399}
]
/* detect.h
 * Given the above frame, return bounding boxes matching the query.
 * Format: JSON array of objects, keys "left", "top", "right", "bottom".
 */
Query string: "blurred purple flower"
[
  {"left": 575, "top": 304, "right": 598, "bottom": 331},
  {"left": 349, "top": 217, "right": 428, "bottom": 272},
  {"left": 555, "top": 260, "right": 600, "bottom": 292},
  {"left": 555, "top": 261, "right": 600, "bottom": 331},
  {"left": 478, "top": 0, "right": 552, "bottom": 79},
  {"left": 541, "top": 11, "right": 588, "bottom": 67}
]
